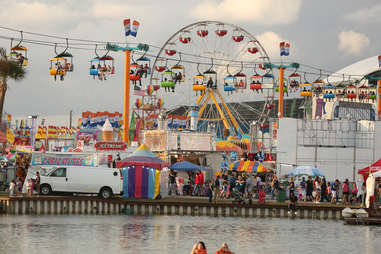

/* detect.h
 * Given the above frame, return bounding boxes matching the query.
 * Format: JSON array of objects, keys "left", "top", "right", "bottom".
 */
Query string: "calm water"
[{"left": 0, "top": 215, "right": 380, "bottom": 254}]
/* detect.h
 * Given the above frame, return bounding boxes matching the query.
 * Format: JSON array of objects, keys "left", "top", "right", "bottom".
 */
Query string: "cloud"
[
  {"left": 256, "top": 31, "right": 285, "bottom": 58},
  {"left": 191, "top": 0, "right": 302, "bottom": 25},
  {"left": 338, "top": 31, "right": 370, "bottom": 55},
  {"left": 344, "top": 4, "right": 381, "bottom": 24},
  {"left": 0, "top": 1, "right": 82, "bottom": 31}
]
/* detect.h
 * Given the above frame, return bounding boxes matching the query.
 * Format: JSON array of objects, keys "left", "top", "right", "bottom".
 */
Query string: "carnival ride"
[
  {"left": 1, "top": 24, "right": 381, "bottom": 149},
  {"left": 89, "top": 45, "right": 115, "bottom": 80},
  {"left": 149, "top": 21, "right": 276, "bottom": 140}
]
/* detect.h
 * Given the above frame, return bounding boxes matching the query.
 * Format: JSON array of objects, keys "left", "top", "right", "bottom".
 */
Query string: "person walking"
[
  {"left": 168, "top": 169, "right": 177, "bottom": 195},
  {"left": 271, "top": 175, "right": 279, "bottom": 200},
  {"left": 314, "top": 177, "right": 321, "bottom": 203},
  {"left": 288, "top": 177, "right": 295, "bottom": 197},
  {"left": 34, "top": 171, "right": 41, "bottom": 196},
  {"left": 299, "top": 177, "right": 306, "bottom": 201}
]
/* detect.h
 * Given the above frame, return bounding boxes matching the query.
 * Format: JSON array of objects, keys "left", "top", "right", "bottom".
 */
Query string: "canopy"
[
  {"left": 289, "top": 166, "right": 324, "bottom": 177},
  {"left": 358, "top": 159, "right": 381, "bottom": 180},
  {"left": 170, "top": 161, "right": 204, "bottom": 171},
  {"left": 116, "top": 144, "right": 168, "bottom": 169},
  {"left": 229, "top": 160, "right": 267, "bottom": 173}
]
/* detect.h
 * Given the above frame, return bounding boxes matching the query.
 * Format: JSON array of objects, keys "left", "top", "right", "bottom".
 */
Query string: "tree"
[{"left": 0, "top": 47, "right": 26, "bottom": 123}]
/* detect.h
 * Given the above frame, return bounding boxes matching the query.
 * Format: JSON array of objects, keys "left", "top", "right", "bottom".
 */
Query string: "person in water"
[
  {"left": 216, "top": 243, "right": 235, "bottom": 254},
  {"left": 191, "top": 241, "right": 207, "bottom": 254}
]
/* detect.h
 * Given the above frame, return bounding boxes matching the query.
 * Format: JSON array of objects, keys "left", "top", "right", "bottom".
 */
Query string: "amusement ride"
[{"left": 0, "top": 22, "right": 381, "bottom": 155}]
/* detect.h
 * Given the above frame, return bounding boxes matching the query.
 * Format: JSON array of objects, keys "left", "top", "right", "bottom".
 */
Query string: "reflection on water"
[{"left": 0, "top": 215, "right": 380, "bottom": 254}]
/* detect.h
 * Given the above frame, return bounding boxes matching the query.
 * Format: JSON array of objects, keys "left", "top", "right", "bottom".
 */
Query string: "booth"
[{"left": 116, "top": 144, "right": 169, "bottom": 199}]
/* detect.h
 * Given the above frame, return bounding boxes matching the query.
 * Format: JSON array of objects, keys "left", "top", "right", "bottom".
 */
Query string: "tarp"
[
  {"left": 121, "top": 165, "right": 160, "bottom": 199},
  {"left": 358, "top": 159, "right": 381, "bottom": 180},
  {"left": 229, "top": 160, "right": 267, "bottom": 173},
  {"left": 170, "top": 161, "right": 204, "bottom": 171},
  {"left": 289, "top": 166, "right": 324, "bottom": 177}
]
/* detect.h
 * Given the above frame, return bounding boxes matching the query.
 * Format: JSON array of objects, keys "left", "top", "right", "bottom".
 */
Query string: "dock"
[{"left": 0, "top": 196, "right": 357, "bottom": 220}]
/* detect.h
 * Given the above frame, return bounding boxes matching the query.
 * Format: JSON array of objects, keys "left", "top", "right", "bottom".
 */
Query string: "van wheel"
[
  {"left": 99, "top": 187, "right": 113, "bottom": 199},
  {"left": 40, "top": 184, "right": 51, "bottom": 195}
]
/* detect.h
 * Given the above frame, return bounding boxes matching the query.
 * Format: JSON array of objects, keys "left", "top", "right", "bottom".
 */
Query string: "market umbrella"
[
  {"left": 229, "top": 160, "right": 267, "bottom": 173},
  {"left": 289, "top": 166, "right": 324, "bottom": 177},
  {"left": 170, "top": 161, "right": 204, "bottom": 171},
  {"left": 116, "top": 144, "right": 169, "bottom": 169}
]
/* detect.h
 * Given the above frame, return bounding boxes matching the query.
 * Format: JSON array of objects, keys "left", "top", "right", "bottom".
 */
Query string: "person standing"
[
  {"left": 320, "top": 178, "right": 328, "bottom": 202},
  {"left": 34, "top": 171, "right": 41, "bottom": 196},
  {"left": 299, "top": 177, "right": 306, "bottom": 201},
  {"left": 199, "top": 171, "right": 205, "bottom": 196},
  {"left": 213, "top": 175, "right": 221, "bottom": 203},
  {"left": 342, "top": 179, "right": 350, "bottom": 205},
  {"left": 271, "top": 175, "right": 279, "bottom": 200},
  {"left": 306, "top": 176, "right": 314, "bottom": 202},
  {"left": 8, "top": 180, "right": 16, "bottom": 197},
  {"left": 314, "top": 178, "right": 321, "bottom": 203},
  {"left": 168, "top": 170, "right": 177, "bottom": 195},
  {"left": 288, "top": 177, "right": 295, "bottom": 197},
  {"left": 193, "top": 171, "right": 200, "bottom": 196},
  {"left": 207, "top": 180, "right": 213, "bottom": 203}
]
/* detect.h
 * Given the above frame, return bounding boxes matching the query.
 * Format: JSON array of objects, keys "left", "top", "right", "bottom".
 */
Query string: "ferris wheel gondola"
[
  {"left": 232, "top": 28, "right": 244, "bottom": 42},
  {"left": 165, "top": 42, "right": 176, "bottom": 56},
  {"left": 179, "top": 30, "right": 191, "bottom": 44},
  {"left": 300, "top": 73, "right": 313, "bottom": 97},
  {"left": 215, "top": 23, "right": 227, "bottom": 37},
  {"left": 250, "top": 65, "right": 263, "bottom": 93},
  {"left": 197, "top": 23, "right": 208, "bottom": 37},
  {"left": 234, "top": 62, "right": 247, "bottom": 90},
  {"left": 171, "top": 53, "right": 185, "bottom": 83}
]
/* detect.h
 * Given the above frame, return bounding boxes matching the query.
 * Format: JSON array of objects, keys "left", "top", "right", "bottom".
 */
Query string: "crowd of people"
[{"left": 167, "top": 168, "right": 368, "bottom": 208}]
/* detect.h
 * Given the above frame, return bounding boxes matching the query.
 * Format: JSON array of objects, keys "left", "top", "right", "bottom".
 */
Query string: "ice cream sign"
[{"left": 95, "top": 142, "right": 127, "bottom": 151}]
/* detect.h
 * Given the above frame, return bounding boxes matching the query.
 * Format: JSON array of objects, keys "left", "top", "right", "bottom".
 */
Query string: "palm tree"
[{"left": 0, "top": 47, "right": 26, "bottom": 123}]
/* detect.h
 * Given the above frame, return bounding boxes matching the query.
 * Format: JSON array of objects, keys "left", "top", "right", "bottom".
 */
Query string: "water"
[{"left": 0, "top": 215, "right": 380, "bottom": 254}]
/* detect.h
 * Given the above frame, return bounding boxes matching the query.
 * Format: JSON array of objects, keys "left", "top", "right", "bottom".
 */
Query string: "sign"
[
  {"left": 31, "top": 153, "right": 95, "bottom": 166},
  {"left": 95, "top": 142, "right": 127, "bottom": 151},
  {"left": 16, "top": 145, "right": 33, "bottom": 154}
]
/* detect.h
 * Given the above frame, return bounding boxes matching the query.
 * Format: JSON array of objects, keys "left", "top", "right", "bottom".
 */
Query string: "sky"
[{"left": 0, "top": 0, "right": 380, "bottom": 125}]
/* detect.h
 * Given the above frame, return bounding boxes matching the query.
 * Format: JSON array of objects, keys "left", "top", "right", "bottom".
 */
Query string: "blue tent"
[{"left": 170, "top": 161, "right": 204, "bottom": 171}]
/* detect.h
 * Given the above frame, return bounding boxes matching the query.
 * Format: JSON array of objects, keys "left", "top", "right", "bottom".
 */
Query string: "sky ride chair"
[
  {"left": 161, "top": 69, "right": 175, "bottom": 93},
  {"left": 203, "top": 59, "right": 217, "bottom": 89},
  {"left": 250, "top": 65, "right": 263, "bottom": 93},
  {"left": 49, "top": 40, "right": 73, "bottom": 82},
  {"left": 223, "top": 64, "right": 236, "bottom": 95},
  {"left": 193, "top": 73, "right": 206, "bottom": 96},
  {"left": 171, "top": 53, "right": 185, "bottom": 85},
  {"left": 8, "top": 32, "right": 28, "bottom": 66},
  {"left": 234, "top": 62, "right": 247, "bottom": 92}
]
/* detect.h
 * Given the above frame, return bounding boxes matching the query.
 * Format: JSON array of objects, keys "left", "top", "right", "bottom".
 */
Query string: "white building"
[{"left": 276, "top": 118, "right": 381, "bottom": 181}]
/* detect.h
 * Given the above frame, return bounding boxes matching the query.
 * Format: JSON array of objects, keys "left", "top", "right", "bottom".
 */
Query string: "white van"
[{"left": 39, "top": 166, "right": 122, "bottom": 199}]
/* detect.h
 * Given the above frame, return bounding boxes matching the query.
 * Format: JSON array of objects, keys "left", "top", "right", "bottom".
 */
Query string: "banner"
[
  {"left": 31, "top": 153, "right": 95, "bottom": 166},
  {"left": 280, "top": 42, "right": 290, "bottom": 56},
  {"left": 167, "top": 114, "right": 187, "bottom": 129},
  {"left": 81, "top": 111, "right": 122, "bottom": 129}
]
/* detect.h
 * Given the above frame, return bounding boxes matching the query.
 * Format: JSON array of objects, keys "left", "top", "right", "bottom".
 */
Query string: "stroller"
[{"left": 232, "top": 185, "right": 245, "bottom": 204}]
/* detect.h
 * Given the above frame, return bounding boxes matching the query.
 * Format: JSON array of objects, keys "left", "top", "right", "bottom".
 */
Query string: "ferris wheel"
[{"left": 149, "top": 21, "right": 275, "bottom": 137}]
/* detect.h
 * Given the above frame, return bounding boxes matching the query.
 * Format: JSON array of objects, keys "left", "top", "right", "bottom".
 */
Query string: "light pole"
[{"left": 28, "top": 115, "right": 38, "bottom": 148}]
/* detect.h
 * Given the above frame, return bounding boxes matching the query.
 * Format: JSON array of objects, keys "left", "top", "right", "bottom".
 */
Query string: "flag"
[
  {"left": 378, "top": 55, "right": 381, "bottom": 68},
  {"left": 131, "top": 20, "right": 140, "bottom": 37},
  {"left": 280, "top": 42, "right": 290, "bottom": 56},
  {"left": 124, "top": 19, "right": 131, "bottom": 36}
]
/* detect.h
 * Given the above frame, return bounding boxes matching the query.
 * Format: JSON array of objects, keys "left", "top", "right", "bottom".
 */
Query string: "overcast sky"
[{"left": 0, "top": 0, "right": 380, "bottom": 124}]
